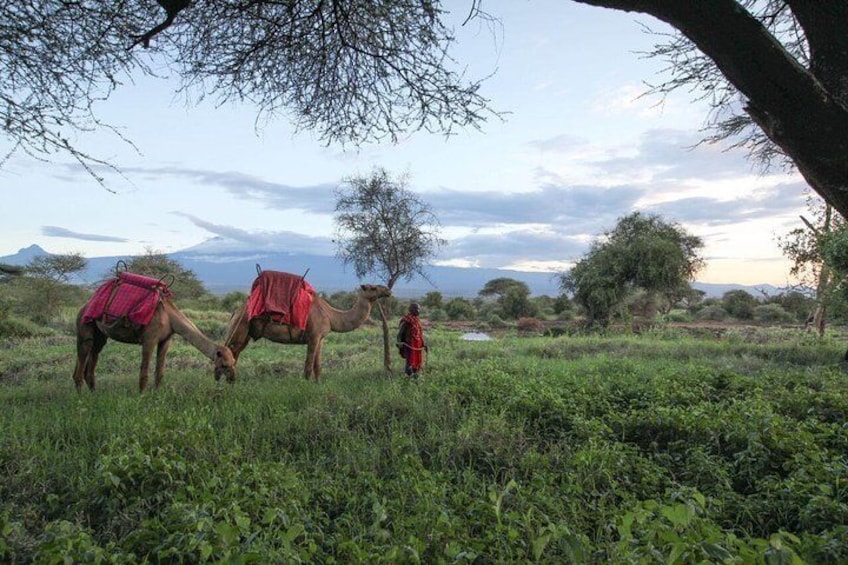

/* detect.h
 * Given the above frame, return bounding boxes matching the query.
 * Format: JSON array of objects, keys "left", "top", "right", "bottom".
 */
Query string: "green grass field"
[{"left": 1, "top": 323, "right": 847, "bottom": 563}]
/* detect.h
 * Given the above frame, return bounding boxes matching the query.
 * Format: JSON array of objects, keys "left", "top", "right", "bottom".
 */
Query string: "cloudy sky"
[{"left": 1, "top": 1, "right": 809, "bottom": 286}]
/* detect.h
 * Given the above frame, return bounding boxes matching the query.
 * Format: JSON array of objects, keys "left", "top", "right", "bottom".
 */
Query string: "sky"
[{"left": 1, "top": 1, "right": 811, "bottom": 287}]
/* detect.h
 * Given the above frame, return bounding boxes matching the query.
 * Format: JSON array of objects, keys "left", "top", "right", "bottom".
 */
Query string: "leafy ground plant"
[{"left": 1, "top": 324, "right": 846, "bottom": 563}]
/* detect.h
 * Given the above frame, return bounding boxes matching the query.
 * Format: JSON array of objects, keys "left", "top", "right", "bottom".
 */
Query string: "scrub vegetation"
[{"left": 2, "top": 321, "right": 846, "bottom": 563}]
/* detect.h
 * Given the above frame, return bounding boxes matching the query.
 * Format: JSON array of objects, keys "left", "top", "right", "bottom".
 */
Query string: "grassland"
[{"left": 1, "top": 321, "right": 847, "bottom": 563}]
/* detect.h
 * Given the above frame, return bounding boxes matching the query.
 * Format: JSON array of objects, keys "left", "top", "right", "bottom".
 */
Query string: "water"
[{"left": 460, "top": 332, "right": 493, "bottom": 341}]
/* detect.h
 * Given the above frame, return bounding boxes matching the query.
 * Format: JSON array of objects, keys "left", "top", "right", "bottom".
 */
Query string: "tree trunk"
[
  {"left": 572, "top": 0, "right": 848, "bottom": 217},
  {"left": 376, "top": 300, "right": 394, "bottom": 378}
]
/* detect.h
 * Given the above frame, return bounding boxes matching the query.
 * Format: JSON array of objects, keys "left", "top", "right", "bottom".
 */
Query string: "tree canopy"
[
  {"left": 334, "top": 167, "right": 444, "bottom": 376},
  {"left": 478, "top": 277, "right": 536, "bottom": 319},
  {"left": 7, "top": 0, "right": 847, "bottom": 221},
  {"left": 1, "top": 1, "right": 492, "bottom": 176},
  {"left": 124, "top": 249, "right": 207, "bottom": 299},
  {"left": 334, "top": 167, "right": 445, "bottom": 290},
  {"left": 561, "top": 212, "right": 704, "bottom": 324}
]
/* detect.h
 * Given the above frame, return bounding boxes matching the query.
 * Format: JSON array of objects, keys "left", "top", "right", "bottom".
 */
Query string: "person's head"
[{"left": 409, "top": 303, "right": 420, "bottom": 316}]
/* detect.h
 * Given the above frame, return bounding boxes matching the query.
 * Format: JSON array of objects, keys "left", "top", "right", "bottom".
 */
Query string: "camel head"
[
  {"left": 360, "top": 284, "right": 392, "bottom": 302},
  {"left": 213, "top": 346, "right": 237, "bottom": 383}
]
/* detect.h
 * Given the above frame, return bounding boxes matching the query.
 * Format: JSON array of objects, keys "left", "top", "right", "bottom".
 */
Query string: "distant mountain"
[
  {"left": 0, "top": 242, "right": 781, "bottom": 299},
  {"left": 2, "top": 244, "right": 50, "bottom": 265}
]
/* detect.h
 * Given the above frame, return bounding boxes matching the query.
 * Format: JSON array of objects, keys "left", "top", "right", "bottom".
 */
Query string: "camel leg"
[
  {"left": 312, "top": 337, "right": 324, "bottom": 382},
  {"left": 138, "top": 339, "right": 156, "bottom": 393},
  {"left": 228, "top": 331, "right": 250, "bottom": 362},
  {"left": 84, "top": 331, "right": 107, "bottom": 391},
  {"left": 154, "top": 337, "right": 172, "bottom": 389},
  {"left": 304, "top": 338, "right": 318, "bottom": 381},
  {"left": 73, "top": 336, "right": 93, "bottom": 392},
  {"left": 225, "top": 305, "right": 251, "bottom": 362}
]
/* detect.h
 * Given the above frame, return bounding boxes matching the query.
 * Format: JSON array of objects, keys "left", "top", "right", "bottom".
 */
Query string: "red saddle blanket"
[
  {"left": 82, "top": 272, "right": 173, "bottom": 327},
  {"left": 247, "top": 270, "right": 315, "bottom": 330}
]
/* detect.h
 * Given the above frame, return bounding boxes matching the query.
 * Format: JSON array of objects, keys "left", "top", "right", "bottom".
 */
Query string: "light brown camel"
[
  {"left": 72, "top": 297, "right": 236, "bottom": 393},
  {"left": 226, "top": 284, "right": 391, "bottom": 381}
]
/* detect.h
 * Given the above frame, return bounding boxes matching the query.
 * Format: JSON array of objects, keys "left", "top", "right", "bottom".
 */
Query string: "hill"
[{"left": 0, "top": 241, "right": 782, "bottom": 299}]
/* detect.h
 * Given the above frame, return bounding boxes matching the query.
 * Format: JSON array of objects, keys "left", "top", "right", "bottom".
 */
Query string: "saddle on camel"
[
  {"left": 73, "top": 266, "right": 236, "bottom": 392},
  {"left": 245, "top": 269, "right": 316, "bottom": 337},
  {"left": 226, "top": 266, "right": 391, "bottom": 381}
]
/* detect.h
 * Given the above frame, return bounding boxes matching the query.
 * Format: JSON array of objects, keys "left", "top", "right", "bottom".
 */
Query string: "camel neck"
[
  {"left": 167, "top": 301, "right": 218, "bottom": 359},
  {"left": 328, "top": 295, "right": 373, "bottom": 332}
]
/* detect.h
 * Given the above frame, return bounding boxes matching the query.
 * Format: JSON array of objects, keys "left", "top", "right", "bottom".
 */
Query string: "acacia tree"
[
  {"left": 478, "top": 278, "right": 536, "bottom": 319},
  {"left": 2, "top": 1, "right": 491, "bottom": 179},
  {"left": 9, "top": 1, "right": 848, "bottom": 218},
  {"left": 777, "top": 191, "right": 847, "bottom": 335},
  {"left": 561, "top": 212, "right": 704, "bottom": 326},
  {"left": 566, "top": 0, "right": 848, "bottom": 217},
  {"left": 124, "top": 248, "right": 207, "bottom": 299},
  {"left": 24, "top": 252, "right": 88, "bottom": 323},
  {"left": 334, "top": 167, "right": 445, "bottom": 376}
]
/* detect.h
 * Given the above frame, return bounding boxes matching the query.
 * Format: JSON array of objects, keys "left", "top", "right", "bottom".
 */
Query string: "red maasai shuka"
[
  {"left": 82, "top": 271, "right": 173, "bottom": 327},
  {"left": 246, "top": 270, "right": 315, "bottom": 330},
  {"left": 400, "top": 313, "right": 425, "bottom": 371}
]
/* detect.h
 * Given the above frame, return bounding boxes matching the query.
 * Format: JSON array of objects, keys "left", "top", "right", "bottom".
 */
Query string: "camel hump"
[
  {"left": 82, "top": 271, "right": 171, "bottom": 328},
  {"left": 248, "top": 270, "right": 315, "bottom": 330},
  {"left": 118, "top": 271, "right": 172, "bottom": 295}
]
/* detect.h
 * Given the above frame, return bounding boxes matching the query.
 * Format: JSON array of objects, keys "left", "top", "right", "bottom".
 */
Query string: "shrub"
[
  {"left": 517, "top": 317, "right": 544, "bottom": 334},
  {"left": 0, "top": 317, "right": 55, "bottom": 339},
  {"left": 695, "top": 305, "right": 728, "bottom": 321},
  {"left": 665, "top": 309, "right": 692, "bottom": 323},
  {"left": 722, "top": 290, "right": 758, "bottom": 320},
  {"left": 445, "top": 297, "right": 476, "bottom": 320},
  {"left": 752, "top": 304, "right": 796, "bottom": 324},
  {"left": 488, "top": 314, "right": 508, "bottom": 328}
]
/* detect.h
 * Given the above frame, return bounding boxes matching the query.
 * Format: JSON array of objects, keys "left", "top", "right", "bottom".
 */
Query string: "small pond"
[{"left": 460, "top": 332, "right": 494, "bottom": 341}]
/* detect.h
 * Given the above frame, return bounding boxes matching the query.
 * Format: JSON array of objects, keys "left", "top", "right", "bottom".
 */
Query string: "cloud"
[
  {"left": 65, "top": 164, "right": 339, "bottom": 214},
  {"left": 442, "top": 229, "right": 589, "bottom": 269},
  {"left": 173, "top": 212, "right": 335, "bottom": 256},
  {"left": 430, "top": 183, "right": 645, "bottom": 231},
  {"left": 589, "top": 128, "right": 758, "bottom": 181},
  {"left": 527, "top": 134, "right": 587, "bottom": 153},
  {"left": 42, "top": 226, "right": 128, "bottom": 243},
  {"left": 56, "top": 144, "right": 802, "bottom": 274}
]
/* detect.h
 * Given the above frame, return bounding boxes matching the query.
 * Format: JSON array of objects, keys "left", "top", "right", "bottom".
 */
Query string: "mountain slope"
[{"left": 0, "top": 243, "right": 781, "bottom": 299}]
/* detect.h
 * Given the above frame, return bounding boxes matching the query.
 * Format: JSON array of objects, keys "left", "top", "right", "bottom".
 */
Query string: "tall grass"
[{"left": 1, "top": 324, "right": 846, "bottom": 563}]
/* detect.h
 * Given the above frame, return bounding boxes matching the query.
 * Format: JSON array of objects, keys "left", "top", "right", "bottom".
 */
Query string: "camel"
[
  {"left": 226, "top": 283, "right": 392, "bottom": 381},
  {"left": 72, "top": 297, "right": 236, "bottom": 393}
]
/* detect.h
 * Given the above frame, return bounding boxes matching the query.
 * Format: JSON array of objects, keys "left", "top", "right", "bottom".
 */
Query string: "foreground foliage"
[{"left": 1, "top": 324, "right": 847, "bottom": 563}]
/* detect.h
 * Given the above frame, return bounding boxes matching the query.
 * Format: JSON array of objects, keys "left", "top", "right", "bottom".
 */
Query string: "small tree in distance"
[
  {"left": 24, "top": 252, "right": 88, "bottom": 323},
  {"left": 777, "top": 191, "right": 847, "bottom": 336},
  {"left": 561, "top": 212, "right": 704, "bottom": 326},
  {"left": 478, "top": 278, "right": 536, "bottom": 320},
  {"left": 334, "top": 167, "right": 445, "bottom": 376},
  {"left": 124, "top": 248, "right": 207, "bottom": 300}
]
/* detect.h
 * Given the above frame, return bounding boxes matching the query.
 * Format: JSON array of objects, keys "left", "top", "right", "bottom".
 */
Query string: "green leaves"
[
  {"left": 562, "top": 212, "right": 705, "bottom": 325},
  {"left": 1, "top": 327, "right": 846, "bottom": 562}
]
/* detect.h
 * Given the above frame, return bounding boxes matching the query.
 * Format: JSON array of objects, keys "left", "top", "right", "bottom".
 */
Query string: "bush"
[
  {"left": 665, "top": 309, "right": 692, "bottom": 323},
  {"left": 752, "top": 304, "right": 796, "bottom": 324},
  {"left": 517, "top": 317, "right": 544, "bottom": 334},
  {"left": 0, "top": 317, "right": 55, "bottom": 339},
  {"left": 722, "top": 290, "right": 758, "bottom": 320},
  {"left": 695, "top": 305, "right": 728, "bottom": 322},
  {"left": 427, "top": 307, "right": 447, "bottom": 321},
  {"left": 445, "top": 297, "right": 476, "bottom": 320},
  {"left": 488, "top": 313, "right": 508, "bottom": 328}
]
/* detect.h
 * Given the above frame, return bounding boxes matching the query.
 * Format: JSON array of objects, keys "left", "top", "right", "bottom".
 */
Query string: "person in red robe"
[{"left": 397, "top": 303, "right": 428, "bottom": 377}]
